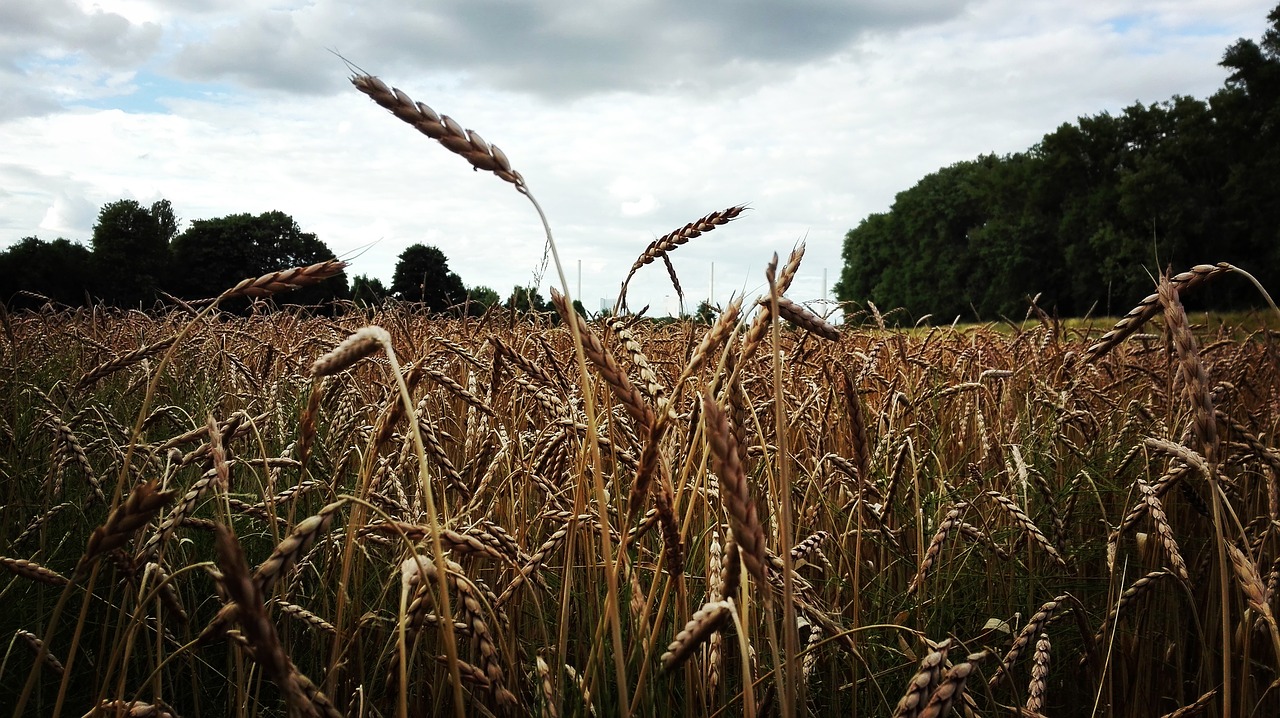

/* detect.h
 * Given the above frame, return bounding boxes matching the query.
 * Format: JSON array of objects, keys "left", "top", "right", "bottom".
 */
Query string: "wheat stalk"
[{"left": 616, "top": 205, "right": 747, "bottom": 312}]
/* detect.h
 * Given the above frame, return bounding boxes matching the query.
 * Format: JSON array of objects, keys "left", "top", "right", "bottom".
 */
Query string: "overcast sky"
[{"left": 1, "top": 0, "right": 1274, "bottom": 316}]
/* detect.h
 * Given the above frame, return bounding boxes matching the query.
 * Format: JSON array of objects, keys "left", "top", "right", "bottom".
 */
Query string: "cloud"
[
  {"left": 0, "top": 0, "right": 160, "bottom": 119},
  {"left": 0, "top": 0, "right": 1276, "bottom": 315},
  {"left": 166, "top": 0, "right": 971, "bottom": 99},
  {"left": 39, "top": 190, "right": 98, "bottom": 237}
]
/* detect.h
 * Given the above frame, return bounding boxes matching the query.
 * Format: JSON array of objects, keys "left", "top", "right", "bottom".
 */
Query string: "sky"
[{"left": 0, "top": 0, "right": 1274, "bottom": 317}]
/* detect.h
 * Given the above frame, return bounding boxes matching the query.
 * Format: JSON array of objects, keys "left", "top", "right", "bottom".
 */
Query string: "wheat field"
[{"left": 2, "top": 74, "right": 1279, "bottom": 718}]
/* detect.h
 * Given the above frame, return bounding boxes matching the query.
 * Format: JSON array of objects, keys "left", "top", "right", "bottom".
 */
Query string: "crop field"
[
  {"left": 3, "top": 70, "right": 1280, "bottom": 718},
  {"left": 1, "top": 257, "right": 1278, "bottom": 718}
]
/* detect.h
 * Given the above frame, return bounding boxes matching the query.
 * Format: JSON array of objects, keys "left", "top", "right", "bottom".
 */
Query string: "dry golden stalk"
[
  {"left": 739, "top": 244, "right": 806, "bottom": 365},
  {"left": 892, "top": 639, "right": 951, "bottom": 718},
  {"left": 423, "top": 366, "right": 497, "bottom": 418},
  {"left": 140, "top": 467, "right": 221, "bottom": 560},
  {"left": 840, "top": 369, "right": 872, "bottom": 486},
  {"left": 16, "top": 629, "right": 64, "bottom": 676},
  {"left": 143, "top": 561, "right": 188, "bottom": 623},
  {"left": 651, "top": 468, "right": 685, "bottom": 576},
  {"left": 1095, "top": 570, "right": 1170, "bottom": 644},
  {"left": 223, "top": 259, "right": 348, "bottom": 301},
  {"left": 908, "top": 503, "right": 967, "bottom": 596},
  {"left": 617, "top": 205, "right": 747, "bottom": 311},
  {"left": 703, "top": 392, "right": 768, "bottom": 586},
  {"left": 296, "top": 377, "right": 326, "bottom": 470},
  {"left": 680, "top": 295, "right": 744, "bottom": 385},
  {"left": 537, "top": 654, "right": 559, "bottom": 718},
  {"left": 81, "top": 479, "right": 176, "bottom": 572},
  {"left": 85, "top": 700, "right": 174, "bottom": 717},
  {"left": 990, "top": 595, "right": 1068, "bottom": 687},
  {"left": 791, "top": 531, "right": 831, "bottom": 570},
  {"left": 550, "top": 287, "right": 654, "bottom": 431},
  {"left": 1159, "top": 689, "right": 1217, "bottom": 718},
  {"left": 1136, "top": 477, "right": 1190, "bottom": 581},
  {"left": 352, "top": 74, "right": 524, "bottom": 186},
  {"left": 984, "top": 490, "right": 1066, "bottom": 566},
  {"left": 661, "top": 600, "right": 733, "bottom": 672},
  {"left": 627, "top": 419, "right": 670, "bottom": 523},
  {"left": 212, "top": 525, "right": 323, "bottom": 717},
  {"left": 775, "top": 296, "right": 840, "bottom": 341},
  {"left": 277, "top": 601, "right": 336, "bottom": 633},
  {"left": 1025, "top": 633, "right": 1051, "bottom": 714},
  {"left": 956, "top": 522, "right": 1009, "bottom": 560},
  {"left": 254, "top": 500, "right": 345, "bottom": 595},
  {"left": 74, "top": 336, "right": 177, "bottom": 391},
  {"left": 46, "top": 413, "right": 105, "bottom": 503},
  {"left": 606, "top": 316, "right": 667, "bottom": 404},
  {"left": 1226, "top": 542, "right": 1274, "bottom": 621},
  {"left": 720, "top": 534, "right": 743, "bottom": 600},
  {"left": 1158, "top": 277, "right": 1220, "bottom": 464},
  {"left": 12, "top": 502, "right": 72, "bottom": 547},
  {"left": 310, "top": 326, "right": 389, "bottom": 377},
  {"left": 404, "top": 555, "right": 518, "bottom": 710},
  {"left": 1085, "top": 263, "right": 1231, "bottom": 360},
  {"left": 1, "top": 556, "right": 69, "bottom": 586},
  {"left": 918, "top": 651, "right": 985, "bottom": 718},
  {"left": 495, "top": 519, "right": 572, "bottom": 607},
  {"left": 491, "top": 336, "right": 562, "bottom": 391}
]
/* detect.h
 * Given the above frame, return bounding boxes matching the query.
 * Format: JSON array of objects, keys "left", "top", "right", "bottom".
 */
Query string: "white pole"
[{"left": 710, "top": 262, "right": 715, "bottom": 307}]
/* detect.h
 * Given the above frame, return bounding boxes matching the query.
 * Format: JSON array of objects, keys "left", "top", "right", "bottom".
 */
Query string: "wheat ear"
[
  {"left": 352, "top": 74, "right": 524, "bottom": 186},
  {"left": 616, "top": 205, "right": 746, "bottom": 312}
]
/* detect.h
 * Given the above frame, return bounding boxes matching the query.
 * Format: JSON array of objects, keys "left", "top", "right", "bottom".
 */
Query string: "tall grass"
[{"left": 1, "top": 72, "right": 1278, "bottom": 717}]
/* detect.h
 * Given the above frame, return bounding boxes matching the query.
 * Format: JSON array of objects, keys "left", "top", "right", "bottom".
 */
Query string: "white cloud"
[{"left": 0, "top": 0, "right": 1274, "bottom": 314}]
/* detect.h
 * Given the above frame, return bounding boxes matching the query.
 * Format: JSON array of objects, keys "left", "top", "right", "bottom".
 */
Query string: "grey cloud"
[
  {"left": 167, "top": 0, "right": 970, "bottom": 98},
  {"left": 0, "top": 0, "right": 161, "bottom": 118}
]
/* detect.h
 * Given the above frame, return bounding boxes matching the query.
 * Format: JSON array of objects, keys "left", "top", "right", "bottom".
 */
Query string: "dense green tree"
[
  {"left": 465, "top": 285, "right": 501, "bottom": 315},
  {"left": 390, "top": 244, "right": 467, "bottom": 311},
  {"left": 836, "top": 4, "right": 1280, "bottom": 320},
  {"left": 350, "top": 274, "right": 390, "bottom": 307},
  {"left": 92, "top": 199, "right": 170, "bottom": 306},
  {"left": 0, "top": 237, "right": 95, "bottom": 307},
  {"left": 694, "top": 299, "right": 718, "bottom": 324},
  {"left": 506, "top": 285, "right": 551, "bottom": 313},
  {"left": 170, "top": 211, "right": 348, "bottom": 305}
]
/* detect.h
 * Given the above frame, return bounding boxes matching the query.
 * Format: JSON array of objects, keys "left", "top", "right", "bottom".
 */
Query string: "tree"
[
  {"left": 170, "top": 211, "right": 348, "bottom": 305},
  {"left": 390, "top": 244, "right": 467, "bottom": 311},
  {"left": 465, "top": 285, "right": 501, "bottom": 315},
  {"left": 694, "top": 299, "right": 718, "bottom": 324},
  {"left": 92, "top": 199, "right": 170, "bottom": 306},
  {"left": 0, "top": 237, "right": 95, "bottom": 307},
  {"left": 506, "top": 285, "right": 551, "bottom": 313},
  {"left": 351, "top": 274, "right": 390, "bottom": 307}
]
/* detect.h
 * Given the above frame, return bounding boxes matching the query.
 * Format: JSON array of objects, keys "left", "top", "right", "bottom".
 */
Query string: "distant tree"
[
  {"left": 152, "top": 199, "right": 180, "bottom": 245},
  {"left": 0, "top": 237, "right": 95, "bottom": 307},
  {"left": 506, "top": 285, "right": 551, "bottom": 313},
  {"left": 465, "top": 285, "right": 501, "bottom": 315},
  {"left": 92, "top": 199, "right": 170, "bottom": 306},
  {"left": 694, "top": 299, "right": 717, "bottom": 324},
  {"left": 351, "top": 274, "right": 390, "bottom": 307},
  {"left": 390, "top": 244, "right": 467, "bottom": 311},
  {"left": 170, "top": 211, "right": 348, "bottom": 305}
]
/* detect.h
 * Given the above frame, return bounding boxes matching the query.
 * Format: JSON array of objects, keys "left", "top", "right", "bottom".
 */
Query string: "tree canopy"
[
  {"left": 390, "top": 244, "right": 467, "bottom": 311},
  {"left": 0, "top": 237, "right": 95, "bottom": 308},
  {"left": 170, "top": 211, "right": 348, "bottom": 305},
  {"left": 835, "top": 4, "right": 1280, "bottom": 321},
  {"left": 91, "top": 199, "right": 171, "bottom": 306}
]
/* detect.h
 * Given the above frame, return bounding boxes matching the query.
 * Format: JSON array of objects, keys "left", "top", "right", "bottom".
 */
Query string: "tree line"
[
  {"left": 835, "top": 4, "right": 1280, "bottom": 322},
  {"left": 0, "top": 199, "right": 552, "bottom": 314}
]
